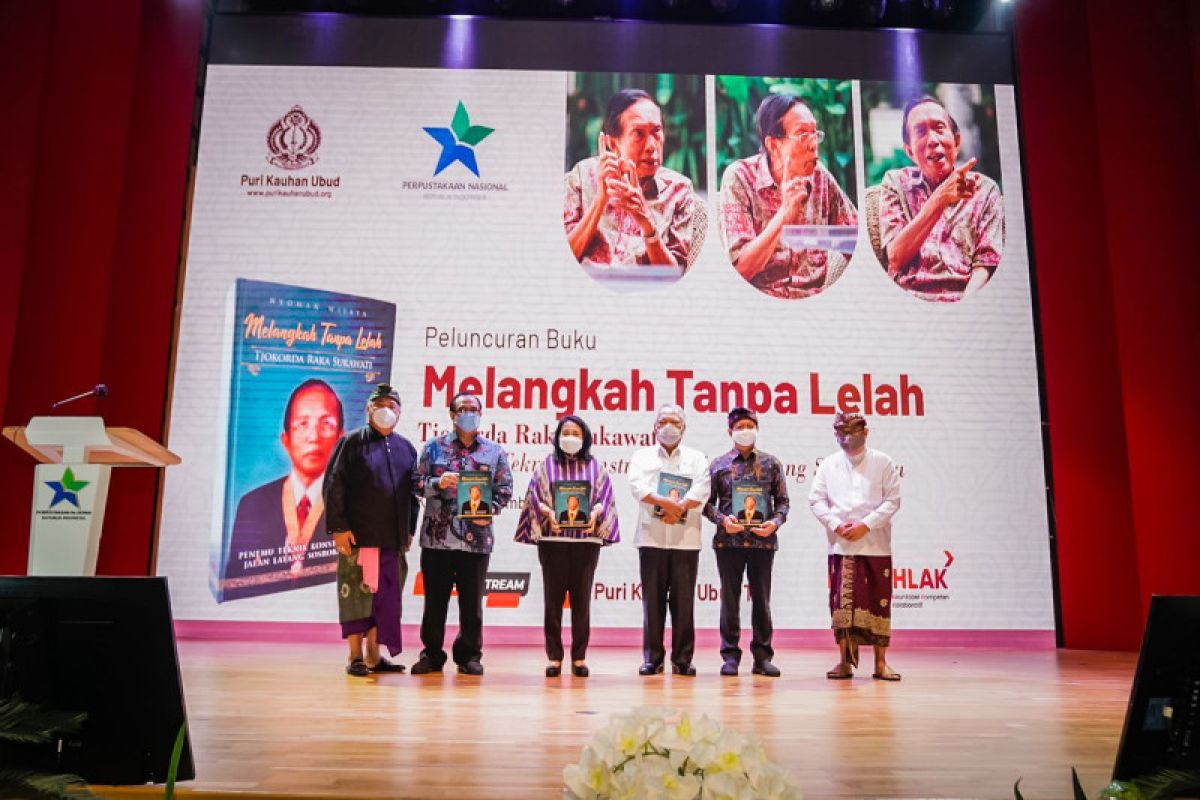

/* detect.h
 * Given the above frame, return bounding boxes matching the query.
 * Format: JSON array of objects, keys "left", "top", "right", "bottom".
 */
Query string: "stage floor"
[{"left": 105, "top": 640, "right": 1136, "bottom": 800}]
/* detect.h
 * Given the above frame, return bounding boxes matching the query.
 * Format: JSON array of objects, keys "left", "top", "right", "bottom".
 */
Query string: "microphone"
[{"left": 50, "top": 384, "right": 109, "bottom": 411}]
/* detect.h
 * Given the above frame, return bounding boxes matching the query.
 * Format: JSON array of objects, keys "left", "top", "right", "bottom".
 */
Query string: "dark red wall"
[
  {"left": 0, "top": 0, "right": 202, "bottom": 576},
  {"left": 1, "top": 0, "right": 1196, "bottom": 649}
]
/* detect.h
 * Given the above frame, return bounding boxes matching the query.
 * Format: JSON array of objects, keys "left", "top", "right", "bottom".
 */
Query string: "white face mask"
[
  {"left": 559, "top": 435, "right": 584, "bottom": 455},
  {"left": 731, "top": 428, "right": 757, "bottom": 448},
  {"left": 656, "top": 424, "right": 682, "bottom": 447},
  {"left": 371, "top": 406, "right": 399, "bottom": 430}
]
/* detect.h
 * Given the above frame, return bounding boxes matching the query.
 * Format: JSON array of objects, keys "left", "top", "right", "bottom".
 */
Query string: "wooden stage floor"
[{"left": 105, "top": 640, "right": 1136, "bottom": 800}]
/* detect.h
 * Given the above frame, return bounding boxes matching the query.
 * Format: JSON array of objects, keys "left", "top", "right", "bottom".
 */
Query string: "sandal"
[
  {"left": 369, "top": 657, "right": 406, "bottom": 673},
  {"left": 872, "top": 670, "right": 902, "bottom": 682},
  {"left": 826, "top": 664, "right": 854, "bottom": 680},
  {"left": 346, "top": 658, "right": 369, "bottom": 677}
]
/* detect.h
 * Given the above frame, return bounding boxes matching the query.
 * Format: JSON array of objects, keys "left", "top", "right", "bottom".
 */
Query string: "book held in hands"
[
  {"left": 457, "top": 471, "right": 494, "bottom": 519},
  {"left": 552, "top": 480, "right": 592, "bottom": 529}
]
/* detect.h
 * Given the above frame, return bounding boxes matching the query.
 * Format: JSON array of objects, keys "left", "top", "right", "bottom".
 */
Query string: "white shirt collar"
[{"left": 289, "top": 471, "right": 323, "bottom": 505}]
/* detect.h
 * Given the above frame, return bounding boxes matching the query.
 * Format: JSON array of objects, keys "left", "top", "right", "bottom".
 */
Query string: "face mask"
[
  {"left": 456, "top": 411, "right": 481, "bottom": 433},
  {"left": 656, "top": 424, "right": 682, "bottom": 447},
  {"left": 371, "top": 406, "right": 398, "bottom": 430},
  {"left": 731, "top": 428, "right": 757, "bottom": 448},
  {"left": 837, "top": 432, "right": 866, "bottom": 453},
  {"left": 559, "top": 435, "right": 584, "bottom": 455}
]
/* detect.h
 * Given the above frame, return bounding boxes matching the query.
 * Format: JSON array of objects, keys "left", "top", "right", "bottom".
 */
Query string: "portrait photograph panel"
[
  {"left": 715, "top": 76, "right": 859, "bottom": 301},
  {"left": 563, "top": 72, "right": 708, "bottom": 292},
  {"left": 860, "top": 82, "right": 1005, "bottom": 303}
]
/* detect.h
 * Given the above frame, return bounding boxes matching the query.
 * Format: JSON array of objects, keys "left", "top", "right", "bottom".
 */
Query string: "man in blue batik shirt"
[{"left": 410, "top": 392, "right": 514, "bottom": 676}]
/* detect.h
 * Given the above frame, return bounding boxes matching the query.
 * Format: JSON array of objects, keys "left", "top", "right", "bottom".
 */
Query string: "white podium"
[{"left": 2, "top": 416, "right": 180, "bottom": 575}]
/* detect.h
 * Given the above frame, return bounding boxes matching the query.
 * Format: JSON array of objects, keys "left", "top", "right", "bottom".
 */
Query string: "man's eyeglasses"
[{"left": 781, "top": 130, "right": 826, "bottom": 144}]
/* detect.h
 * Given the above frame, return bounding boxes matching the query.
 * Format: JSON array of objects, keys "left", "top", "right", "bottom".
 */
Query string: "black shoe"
[
  {"left": 720, "top": 660, "right": 739, "bottom": 677},
  {"left": 752, "top": 660, "right": 781, "bottom": 678},
  {"left": 410, "top": 657, "right": 442, "bottom": 675},
  {"left": 638, "top": 662, "right": 664, "bottom": 676},
  {"left": 345, "top": 658, "right": 369, "bottom": 677},
  {"left": 369, "top": 657, "right": 406, "bottom": 673},
  {"left": 457, "top": 660, "right": 484, "bottom": 676},
  {"left": 545, "top": 664, "right": 562, "bottom": 677},
  {"left": 672, "top": 663, "right": 697, "bottom": 677},
  {"left": 572, "top": 663, "right": 590, "bottom": 678}
]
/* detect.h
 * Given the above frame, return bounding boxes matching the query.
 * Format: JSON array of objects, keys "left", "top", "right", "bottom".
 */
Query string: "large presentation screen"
[{"left": 159, "top": 14, "right": 1055, "bottom": 633}]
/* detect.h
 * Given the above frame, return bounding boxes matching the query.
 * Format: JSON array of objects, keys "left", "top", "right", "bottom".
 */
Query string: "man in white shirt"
[
  {"left": 627, "top": 404, "right": 712, "bottom": 676},
  {"left": 808, "top": 412, "right": 902, "bottom": 681}
]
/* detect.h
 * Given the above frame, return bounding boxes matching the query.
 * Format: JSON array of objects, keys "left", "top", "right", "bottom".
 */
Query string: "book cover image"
[
  {"left": 653, "top": 472, "right": 693, "bottom": 518},
  {"left": 457, "top": 470, "right": 494, "bottom": 519},
  {"left": 733, "top": 480, "right": 770, "bottom": 528},
  {"left": 212, "top": 278, "right": 396, "bottom": 603},
  {"left": 551, "top": 480, "right": 591, "bottom": 528}
]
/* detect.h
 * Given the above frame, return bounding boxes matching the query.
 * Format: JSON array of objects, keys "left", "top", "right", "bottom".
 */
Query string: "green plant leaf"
[
  {"left": 825, "top": 102, "right": 847, "bottom": 116},
  {"left": 164, "top": 721, "right": 188, "bottom": 800},
  {"left": 0, "top": 769, "right": 96, "bottom": 800},
  {"left": 0, "top": 696, "right": 86, "bottom": 746},
  {"left": 451, "top": 102, "right": 470, "bottom": 140},
  {"left": 1132, "top": 767, "right": 1200, "bottom": 800},
  {"left": 459, "top": 125, "right": 494, "bottom": 147}
]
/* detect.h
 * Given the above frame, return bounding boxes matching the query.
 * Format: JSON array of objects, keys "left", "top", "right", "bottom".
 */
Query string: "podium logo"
[
  {"left": 266, "top": 105, "right": 321, "bottom": 170},
  {"left": 44, "top": 467, "right": 89, "bottom": 509},
  {"left": 423, "top": 101, "right": 494, "bottom": 177}
]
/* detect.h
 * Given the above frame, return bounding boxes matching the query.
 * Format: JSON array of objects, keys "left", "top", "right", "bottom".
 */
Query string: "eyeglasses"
[{"left": 782, "top": 130, "right": 825, "bottom": 144}]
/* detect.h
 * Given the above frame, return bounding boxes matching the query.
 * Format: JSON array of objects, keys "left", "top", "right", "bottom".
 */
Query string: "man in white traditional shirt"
[
  {"left": 808, "top": 411, "right": 902, "bottom": 681},
  {"left": 627, "top": 404, "right": 711, "bottom": 676}
]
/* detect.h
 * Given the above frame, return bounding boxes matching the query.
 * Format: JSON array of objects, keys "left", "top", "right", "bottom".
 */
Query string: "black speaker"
[
  {"left": 0, "top": 576, "right": 194, "bottom": 785},
  {"left": 1113, "top": 595, "right": 1200, "bottom": 781}
]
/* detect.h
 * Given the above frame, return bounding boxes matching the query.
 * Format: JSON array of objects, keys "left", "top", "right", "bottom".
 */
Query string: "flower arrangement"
[{"left": 563, "top": 706, "right": 803, "bottom": 800}]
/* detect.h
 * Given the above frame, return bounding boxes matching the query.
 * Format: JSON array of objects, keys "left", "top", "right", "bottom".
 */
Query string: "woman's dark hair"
[
  {"left": 553, "top": 415, "right": 594, "bottom": 463},
  {"left": 602, "top": 89, "right": 655, "bottom": 137}
]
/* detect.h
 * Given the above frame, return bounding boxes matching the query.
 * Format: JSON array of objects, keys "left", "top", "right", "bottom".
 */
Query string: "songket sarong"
[
  {"left": 828, "top": 554, "right": 892, "bottom": 647},
  {"left": 338, "top": 548, "right": 406, "bottom": 656}
]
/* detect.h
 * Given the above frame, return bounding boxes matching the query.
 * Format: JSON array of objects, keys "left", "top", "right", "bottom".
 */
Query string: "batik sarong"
[{"left": 828, "top": 554, "right": 892, "bottom": 647}]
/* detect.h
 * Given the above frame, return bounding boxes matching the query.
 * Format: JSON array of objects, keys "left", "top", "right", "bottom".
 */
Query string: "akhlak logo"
[
  {"left": 423, "top": 101, "right": 494, "bottom": 177},
  {"left": 45, "top": 467, "right": 89, "bottom": 509}
]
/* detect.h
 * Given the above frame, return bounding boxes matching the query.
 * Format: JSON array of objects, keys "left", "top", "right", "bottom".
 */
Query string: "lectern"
[{"left": 2, "top": 416, "right": 180, "bottom": 575}]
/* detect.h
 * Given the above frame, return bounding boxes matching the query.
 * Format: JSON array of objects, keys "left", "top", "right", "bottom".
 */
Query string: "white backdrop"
[{"left": 159, "top": 63, "right": 1053, "bottom": 631}]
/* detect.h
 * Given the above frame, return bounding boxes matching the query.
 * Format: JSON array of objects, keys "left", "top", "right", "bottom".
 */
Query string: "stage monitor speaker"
[
  {"left": 0, "top": 576, "right": 195, "bottom": 785},
  {"left": 1113, "top": 594, "right": 1200, "bottom": 781}
]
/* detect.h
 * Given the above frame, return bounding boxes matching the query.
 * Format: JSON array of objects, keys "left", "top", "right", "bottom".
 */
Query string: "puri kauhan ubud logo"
[
  {"left": 267, "top": 105, "right": 321, "bottom": 169},
  {"left": 240, "top": 105, "right": 341, "bottom": 196},
  {"left": 44, "top": 467, "right": 89, "bottom": 509},
  {"left": 424, "top": 101, "right": 494, "bottom": 177}
]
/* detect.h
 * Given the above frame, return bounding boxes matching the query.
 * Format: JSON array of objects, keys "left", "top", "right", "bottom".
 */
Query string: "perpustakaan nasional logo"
[
  {"left": 240, "top": 105, "right": 341, "bottom": 199},
  {"left": 404, "top": 101, "right": 508, "bottom": 198},
  {"left": 423, "top": 101, "right": 493, "bottom": 177},
  {"left": 44, "top": 467, "right": 88, "bottom": 509}
]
